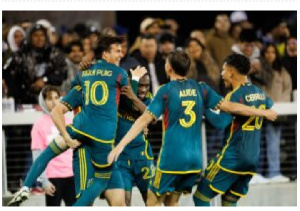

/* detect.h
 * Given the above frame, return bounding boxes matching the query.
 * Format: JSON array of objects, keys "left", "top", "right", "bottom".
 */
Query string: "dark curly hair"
[
  {"left": 224, "top": 54, "right": 250, "bottom": 75},
  {"left": 167, "top": 50, "right": 191, "bottom": 77}
]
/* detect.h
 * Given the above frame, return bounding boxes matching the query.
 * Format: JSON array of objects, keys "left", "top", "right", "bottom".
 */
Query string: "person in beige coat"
[{"left": 251, "top": 43, "right": 292, "bottom": 184}]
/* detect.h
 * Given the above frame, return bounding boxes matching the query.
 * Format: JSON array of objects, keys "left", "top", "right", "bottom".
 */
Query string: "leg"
[
  {"left": 146, "top": 188, "right": 165, "bottom": 206},
  {"left": 24, "top": 136, "right": 68, "bottom": 187},
  {"left": 45, "top": 178, "right": 63, "bottom": 206},
  {"left": 62, "top": 176, "right": 76, "bottom": 206},
  {"left": 221, "top": 193, "right": 239, "bottom": 206},
  {"left": 193, "top": 178, "right": 217, "bottom": 206},
  {"left": 266, "top": 122, "right": 282, "bottom": 177},
  {"left": 164, "top": 192, "right": 181, "bottom": 206},
  {"left": 125, "top": 191, "right": 132, "bottom": 206},
  {"left": 105, "top": 189, "right": 126, "bottom": 206}
]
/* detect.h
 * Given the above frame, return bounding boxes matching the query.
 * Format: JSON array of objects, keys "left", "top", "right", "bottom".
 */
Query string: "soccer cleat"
[{"left": 7, "top": 188, "right": 30, "bottom": 206}]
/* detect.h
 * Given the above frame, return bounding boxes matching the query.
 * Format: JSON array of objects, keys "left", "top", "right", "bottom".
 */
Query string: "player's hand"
[
  {"left": 44, "top": 182, "right": 56, "bottom": 196},
  {"left": 264, "top": 109, "right": 278, "bottom": 121},
  {"left": 79, "top": 51, "right": 94, "bottom": 70},
  {"left": 107, "top": 144, "right": 124, "bottom": 164},
  {"left": 130, "top": 66, "right": 147, "bottom": 79},
  {"left": 121, "top": 85, "right": 135, "bottom": 100},
  {"left": 143, "top": 127, "right": 149, "bottom": 137},
  {"left": 63, "top": 134, "right": 81, "bottom": 149}
]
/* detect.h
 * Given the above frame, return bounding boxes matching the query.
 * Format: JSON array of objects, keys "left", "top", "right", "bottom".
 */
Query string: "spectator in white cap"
[{"left": 129, "top": 17, "right": 160, "bottom": 54}]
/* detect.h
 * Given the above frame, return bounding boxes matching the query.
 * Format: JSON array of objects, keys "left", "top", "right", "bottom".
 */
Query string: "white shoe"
[
  {"left": 7, "top": 187, "right": 30, "bottom": 206},
  {"left": 250, "top": 174, "right": 270, "bottom": 185},
  {"left": 269, "top": 175, "right": 290, "bottom": 183}
]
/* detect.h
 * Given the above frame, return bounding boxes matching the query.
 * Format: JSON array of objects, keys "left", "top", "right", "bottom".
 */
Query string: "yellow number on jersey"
[
  {"left": 179, "top": 101, "right": 196, "bottom": 128},
  {"left": 84, "top": 81, "right": 109, "bottom": 105},
  {"left": 242, "top": 104, "right": 266, "bottom": 131}
]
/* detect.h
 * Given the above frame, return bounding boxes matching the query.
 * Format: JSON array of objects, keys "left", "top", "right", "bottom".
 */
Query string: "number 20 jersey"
[{"left": 147, "top": 79, "right": 223, "bottom": 174}]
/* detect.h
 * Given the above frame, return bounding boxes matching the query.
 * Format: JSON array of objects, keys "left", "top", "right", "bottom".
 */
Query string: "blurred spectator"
[
  {"left": 206, "top": 14, "right": 235, "bottom": 69},
  {"left": 132, "top": 34, "right": 167, "bottom": 94},
  {"left": 101, "top": 26, "right": 117, "bottom": 37},
  {"left": 61, "top": 41, "right": 84, "bottom": 94},
  {"left": 82, "top": 36, "right": 92, "bottom": 56},
  {"left": 282, "top": 37, "right": 297, "bottom": 92},
  {"left": 120, "top": 36, "right": 140, "bottom": 71},
  {"left": 158, "top": 32, "right": 176, "bottom": 59},
  {"left": 190, "top": 29, "right": 206, "bottom": 47},
  {"left": 20, "top": 20, "right": 33, "bottom": 32},
  {"left": 88, "top": 26, "right": 101, "bottom": 49},
  {"left": 129, "top": 17, "right": 161, "bottom": 54},
  {"left": 3, "top": 26, "right": 25, "bottom": 64},
  {"left": 253, "top": 43, "right": 292, "bottom": 183},
  {"left": 164, "top": 19, "right": 179, "bottom": 36},
  {"left": 58, "top": 29, "right": 78, "bottom": 51},
  {"left": 267, "top": 20, "right": 290, "bottom": 57},
  {"left": 232, "top": 29, "right": 261, "bottom": 73},
  {"left": 230, "top": 11, "right": 254, "bottom": 43},
  {"left": 31, "top": 86, "right": 75, "bottom": 205},
  {"left": 3, "top": 24, "right": 67, "bottom": 104},
  {"left": 185, "top": 38, "right": 220, "bottom": 93}
]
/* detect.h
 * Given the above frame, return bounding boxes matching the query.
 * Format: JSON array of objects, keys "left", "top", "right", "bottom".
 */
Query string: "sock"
[
  {"left": 222, "top": 199, "right": 237, "bottom": 206},
  {"left": 23, "top": 140, "right": 64, "bottom": 187},
  {"left": 193, "top": 191, "right": 211, "bottom": 206},
  {"left": 73, "top": 178, "right": 108, "bottom": 206}
]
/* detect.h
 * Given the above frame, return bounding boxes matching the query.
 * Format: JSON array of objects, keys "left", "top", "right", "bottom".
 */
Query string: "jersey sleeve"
[
  {"left": 119, "top": 69, "right": 129, "bottom": 87},
  {"left": 146, "top": 86, "right": 165, "bottom": 119},
  {"left": 70, "top": 73, "right": 81, "bottom": 89},
  {"left": 205, "top": 109, "right": 233, "bottom": 130},
  {"left": 200, "top": 82, "right": 223, "bottom": 109},
  {"left": 266, "top": 96, "right": 274, "bottom": 109},
  {"left": 144, "top": 92, "right": 153, "bottom": 106},
  {"left": 60, "top": 86, "right": 83, "bottom": 111}
]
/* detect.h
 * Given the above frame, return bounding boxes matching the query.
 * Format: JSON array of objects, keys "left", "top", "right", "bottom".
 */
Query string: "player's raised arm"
[
  {"left": 108, "top": 111, "right": 154, "bottom": 163},
  {"left": 218, "top": 100, "right": 277, "bottom": 121}
]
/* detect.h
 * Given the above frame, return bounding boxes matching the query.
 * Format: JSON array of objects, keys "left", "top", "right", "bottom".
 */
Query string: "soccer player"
[
  {"left": 192, "top": 54, "right": 275, "bottom": 206},
  {"left": 116, "top": 73, "right": 155, "bottom": 206},
  {"left": 108, "top": 50, "right": 277, "bottom": 206},
  {"left": 8, "top": 36, "right": 130, "bottom": 206}
]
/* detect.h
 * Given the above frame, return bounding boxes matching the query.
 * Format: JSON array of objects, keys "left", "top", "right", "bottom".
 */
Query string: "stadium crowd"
[{"left": 2, "top": 11, "right": 297, "bottom": 204}]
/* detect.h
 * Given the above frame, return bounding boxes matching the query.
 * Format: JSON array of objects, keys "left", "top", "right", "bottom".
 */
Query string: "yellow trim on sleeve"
[
  {"left": 230, "top": 190, "right": 247, "bottom": 198},
  {"left": 68, "top": 125, "right": 114, "bottom": 144},
  {"left": 209, "top": 184, "right": 225, "bottom": 195},
  {"left": 146, "top": 110, "right": 158, "bottom": 120},
  {"left": 60, "top": 100, "right": 73, "bottom": 111}
]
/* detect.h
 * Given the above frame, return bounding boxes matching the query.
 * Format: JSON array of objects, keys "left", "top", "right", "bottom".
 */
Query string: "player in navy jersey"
[
  {"left": 108, "top": 50, "right": 277, "bottom": 206},
  {"left": 193, "top": 54, "right": 275, "bottom": 206}
]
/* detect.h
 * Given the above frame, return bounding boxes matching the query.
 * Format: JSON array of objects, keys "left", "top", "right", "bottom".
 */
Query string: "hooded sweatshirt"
[{"left": 7, "top": 26, "right": 25, "bottom": 52}]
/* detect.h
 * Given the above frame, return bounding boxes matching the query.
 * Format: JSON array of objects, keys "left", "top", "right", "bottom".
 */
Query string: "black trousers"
[{"left": 46, "top": 176, "right": 76, "bottom": 206}]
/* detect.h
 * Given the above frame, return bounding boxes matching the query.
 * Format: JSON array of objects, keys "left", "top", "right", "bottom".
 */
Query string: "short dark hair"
[
  {"left": 140, "top": 34, "right": 157, "bottom": 42},
  {"left": 159, "top": 33, "right": 176, "bottom": 44},
  {"left": 239, "top": 29, "right": 257, "bottom": 43},
  {"left": 65, "top": 41, "right": 83, "bottom": 54},
  {"left": 42, "top": 85, "right": 61, "bottom": 99},
  {"left": 94, "top": 36, "right": 124, "bottom": 59},
  {"left": 167, "top": 50, "right": 191, "bottom": 77},
  {"left": 224, "top": 54, "right": 250, "bottom": 75}
]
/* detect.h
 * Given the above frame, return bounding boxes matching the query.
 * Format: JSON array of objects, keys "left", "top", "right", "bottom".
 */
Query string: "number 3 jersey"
[
  {"left": 63, "top": 59, "right": 129, "bottom": 142},
  {"left": 217, "top": 83, "right": 273, "bottom": 174},
  {"left": 147, "top": 79, "right": 223, "bottom": 174}
]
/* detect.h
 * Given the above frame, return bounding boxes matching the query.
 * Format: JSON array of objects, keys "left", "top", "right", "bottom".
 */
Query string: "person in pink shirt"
[{"left": 30, "top": 85, "right": 76, "bottom": 206}]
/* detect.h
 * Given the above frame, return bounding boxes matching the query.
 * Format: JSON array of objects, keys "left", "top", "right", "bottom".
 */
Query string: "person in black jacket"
[
  {"left": 3, "top": 24, "right": 67, "bottom": 104},
  {"left": 131, "top": 34, "right": 168, "bottom": 94}
]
